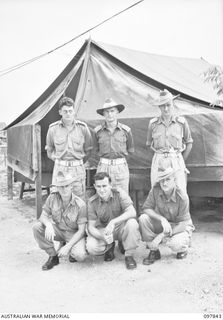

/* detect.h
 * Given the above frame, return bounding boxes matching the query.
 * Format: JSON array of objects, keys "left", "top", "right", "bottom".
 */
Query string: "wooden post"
[
  {"left": 35, "top": 125, "right": 42, "bottom": 219},
  {"left": 7, "top": 165, "right": 13, "bottom": 200},
  {"left": 19, "top": 182, "right": 25, "bottom": 199}
]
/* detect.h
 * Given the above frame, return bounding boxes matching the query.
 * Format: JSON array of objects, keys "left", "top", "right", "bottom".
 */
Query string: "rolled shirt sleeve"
[
  {"left": 126, "top": 129, "right": 134, "bottom": 154},
  {"left": 183, "top": 119, "right": 193, "bottom": 145},
  {"left": 118, "top": 188, "right": 134, "bottom": 212},
  {"left": 177, "top": 193, "right": 191, "bottom": 222},
  {"left": 142, "top": 189, "right": 156, "bottom": 212},
  {"left": 83, "top": 125, "right": 93, "bottom": 153},
  {"left": 146, "top": 121, "right": 153, "bottom": 147},
  {"left": 77, "top": 202, "right": 88, "bottom": 225},
  {"left": 87, "top": 201, "right": 97, "bottom": 221},
  {"left": 41, "top": 195, "right": 53, "bottom": 219},
  {"left": 45, "top": 127, "right": 55, "bottom": 153},
  {"left": 92, "top": 129, "right": 99, "bottom": 154}
]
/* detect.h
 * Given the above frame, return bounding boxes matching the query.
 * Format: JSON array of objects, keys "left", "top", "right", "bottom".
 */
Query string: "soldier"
[
  {"left": 86, "top": 172, "right": 141, "bottom": 270},
  {"left": 139, "top": 164, "right": 195, "bottom": 265},
  {"left": 146, "top": 89, "right": 193, "bottom": 193},
  {"left": 93, "top": 98, "right": 134, "bottom": 194},
  {"left": 33, "top": 171, "right": 88, "bottom": 271},
  {"left": 46, "top": 96, "right": 93, "bottom": 199}
]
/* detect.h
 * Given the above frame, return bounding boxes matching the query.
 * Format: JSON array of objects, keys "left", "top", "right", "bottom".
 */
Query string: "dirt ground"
[{"left": 1, "top": 159, "right": 223, "bottom": 314}]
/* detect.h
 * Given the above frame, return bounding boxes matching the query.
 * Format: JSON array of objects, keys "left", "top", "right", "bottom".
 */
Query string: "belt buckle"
[
  {"left": 111, "top": 159, "right": 115, "bottom": 165},
  {"left": 164, "top": 152, "right": 169, "bottom": 158}
]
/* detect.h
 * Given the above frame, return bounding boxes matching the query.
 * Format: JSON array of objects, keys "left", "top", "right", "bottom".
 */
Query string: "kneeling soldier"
[
  {"left": 33, "top": 171, "right": 87, "bottom": 270},
  {"left": 139, "top": 163, "right": 194, "bottom": 265},
  {"left": 86, "top": 172, "right": 140, "bottom": 270}
]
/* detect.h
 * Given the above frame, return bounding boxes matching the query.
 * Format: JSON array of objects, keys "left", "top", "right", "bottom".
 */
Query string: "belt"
[
  {"left": 100, "top": 158, "right": 126, "bottom": 165},
  {"left": 55, "top": 159, "right": 83, "bottom": 166}
]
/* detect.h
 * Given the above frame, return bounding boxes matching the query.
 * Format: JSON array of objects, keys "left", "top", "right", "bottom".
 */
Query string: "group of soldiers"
[{"left": 33, "top": 89, "right": 195, "bottom": 271}]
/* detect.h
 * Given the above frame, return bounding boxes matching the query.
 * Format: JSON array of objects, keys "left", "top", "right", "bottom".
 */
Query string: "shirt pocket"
[
  {"left": 169, "top": 133, "right": 182, "bottom": 149},
  {"left": 71, "top": 134, "right": 84, "bottom": 151},
  {"left": 114, "top": 132, "right": 127, "bottom": 150},
  {"left": 66, "top": 210, "right": 78, "bottom": 229},
  {"left": 152, "top": 132, "right": 162, "bottom": 147},
  {"left": 98, "top": 134, "right": 110, "bottom": 154},
  {"left": 54, "top": 135, "right": 67, "bottom": 152}
]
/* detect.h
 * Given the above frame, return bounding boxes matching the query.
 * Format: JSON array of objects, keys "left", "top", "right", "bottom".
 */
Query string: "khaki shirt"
[
  {"left": 46, "top": 119, "right": 93, "bottom": 160},
  {"left": 142, "top": 185, "right": 191, "bottom": 223},
  {"left": 93, "top": 122, "right": 134, "bottom": 159},
  {"left": 42, "top": 192, "right": 87, "bottom": 232},
  {"left": 146, "top": 115, "right": 193, "bottom": 152},
  {"left": 88, "top": 188, "right": 133, "bottom": 227}
]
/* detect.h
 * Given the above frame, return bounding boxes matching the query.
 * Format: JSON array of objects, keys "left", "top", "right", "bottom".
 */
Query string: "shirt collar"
[
  {"left": 59, "top": 119, "right": 77, "bottom": 127},
  {"left": 57, "top": 192, "right": 78, "bottom": 206},
  {"left": 158, "top": 186, "right": 177, "bottom": 203},
  {"left": 158, "top": 115, "right": 177, "bottom": 124},
  {"left": 101, "top": 121, "right": 122, "bottom": 131},
  {"left": 98, "top": 189, "right": 114, "bottom": 204}
]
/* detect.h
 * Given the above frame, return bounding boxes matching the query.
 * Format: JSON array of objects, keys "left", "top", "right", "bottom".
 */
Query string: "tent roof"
[
  {"left": 6, "top": 39, "right": 218, "bottom": 129},
  {"left": 92, "top": 41, "right": 216, "bottom": 104}
]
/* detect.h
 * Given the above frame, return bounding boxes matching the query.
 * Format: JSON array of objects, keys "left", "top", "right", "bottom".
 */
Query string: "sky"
[{"left": 0, "top": 0, "right": 223, "bottom": 125}]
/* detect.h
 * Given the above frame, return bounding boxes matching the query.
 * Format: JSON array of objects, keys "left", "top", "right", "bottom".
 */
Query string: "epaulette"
[
  {"left": 176, "top": 116, "right": 185, "bottom": 124},
  {"left": 150, "top": 117, "right": 158, "bottom": 124},
  {"left": 94, "top": 124, "right": 103, "bottom": 133},
  {"left": 120, "top": 123, "right": 130, "bottom": 133},
  {"left": 76, "top": 120, "right": 87, "bottom": 127},
  {"left": 176, "top": 187, "right": 189, "bottom": 200},
  {"left": 73, "top": 195, "right": 86, "bottom": 208},
  {"left": 49, "top": 120, "right": 60, "bottom": 127},
  {"left": 88, "top": 193, "right": 98, "bottom": 203}
]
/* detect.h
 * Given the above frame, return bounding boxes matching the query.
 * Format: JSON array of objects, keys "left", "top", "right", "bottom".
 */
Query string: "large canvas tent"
[{"left": 6, "top": 39, "right": 223, "bottom": 216}]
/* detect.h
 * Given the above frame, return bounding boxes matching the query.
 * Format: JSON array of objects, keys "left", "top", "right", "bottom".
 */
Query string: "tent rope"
[{"left": 0, "top": 0, "right": 144, "bottom": 78}]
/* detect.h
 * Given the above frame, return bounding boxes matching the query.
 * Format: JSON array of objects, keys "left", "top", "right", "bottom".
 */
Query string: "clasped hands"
[
  {"left": 44, "top": 224, "right": 71, "bottom": 257},
  {"left": 160, "top": 217, "right": 172, "bottom": 236}
]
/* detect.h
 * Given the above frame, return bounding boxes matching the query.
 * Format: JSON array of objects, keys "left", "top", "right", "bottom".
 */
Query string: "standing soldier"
[
  {"left": 146, "top": 89, "right": 193, "bottom": 193},
  {"left": 93, "top": 98, "right": 134, "bottom": 195},
  {"left": 46, "top": 96, "right": 93, "bottom": 199}
]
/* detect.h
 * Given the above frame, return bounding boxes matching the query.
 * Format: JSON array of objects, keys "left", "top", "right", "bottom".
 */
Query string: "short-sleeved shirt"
[
  {"left": 146, "top": 115, "right": 193, "bottom": 152},
  {"left": 46, "top": 119, "right": 93, "bottom": 160},
  {"left": 88, "top": 187, "right": 133, "bottom": 227},
  {"left": 42, "top": 192, "right": 87, "bottom": 232},
  {"left": 142, "top": 185, "right": 191, "bottom": 223},
  {"left": 93, "top": 122, "right": 134, "bottom": 159}
]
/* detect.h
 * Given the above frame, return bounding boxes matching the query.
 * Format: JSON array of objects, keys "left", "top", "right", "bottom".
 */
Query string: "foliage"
[{"left": 203, "top": 65, "right": 223, "bottom": 107}]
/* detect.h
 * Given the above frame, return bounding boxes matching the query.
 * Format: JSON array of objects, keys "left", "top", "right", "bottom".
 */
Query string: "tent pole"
[
  {"left": 35, "top": 124, "right": 42, "bottom": 219},
  {"left": 7, "top": 165, "right": 13, "bottom": 200}
]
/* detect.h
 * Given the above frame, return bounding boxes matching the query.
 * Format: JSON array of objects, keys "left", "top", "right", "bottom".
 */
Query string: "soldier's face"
[
  {"left": 57, "top": 183, "right": 72, "bottom": 198},
  {"left": 59, "top": 105, "right": 75, "bottom": 122},
  {"left": 160, "top": 175, "right": 176, "bottom": 194},
  {"left": 94, "top": 177, "right": 112, "bottom": 201},
  {"left": 103, "top": 107, "right": 119, "bottom": 122},
  {"left": 159, "top": 101, "right": 174, "bottom": 118}
]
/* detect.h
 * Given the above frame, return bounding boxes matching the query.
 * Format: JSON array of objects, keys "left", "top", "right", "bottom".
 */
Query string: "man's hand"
[
  {"left": 104, "top": 220, "right": 115, "bottom": 236},
  {"left": 160, "top": 218, "right": 172, "bottom": 236},
  {"left": 57, "top": 243, "right": 72, "bottom": 257},
  {"left": 45, "top": 224, "right": 55, "bottom": 241},
  {"left": 103, "top": 233, "right": 114, "bottom": 244}
]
